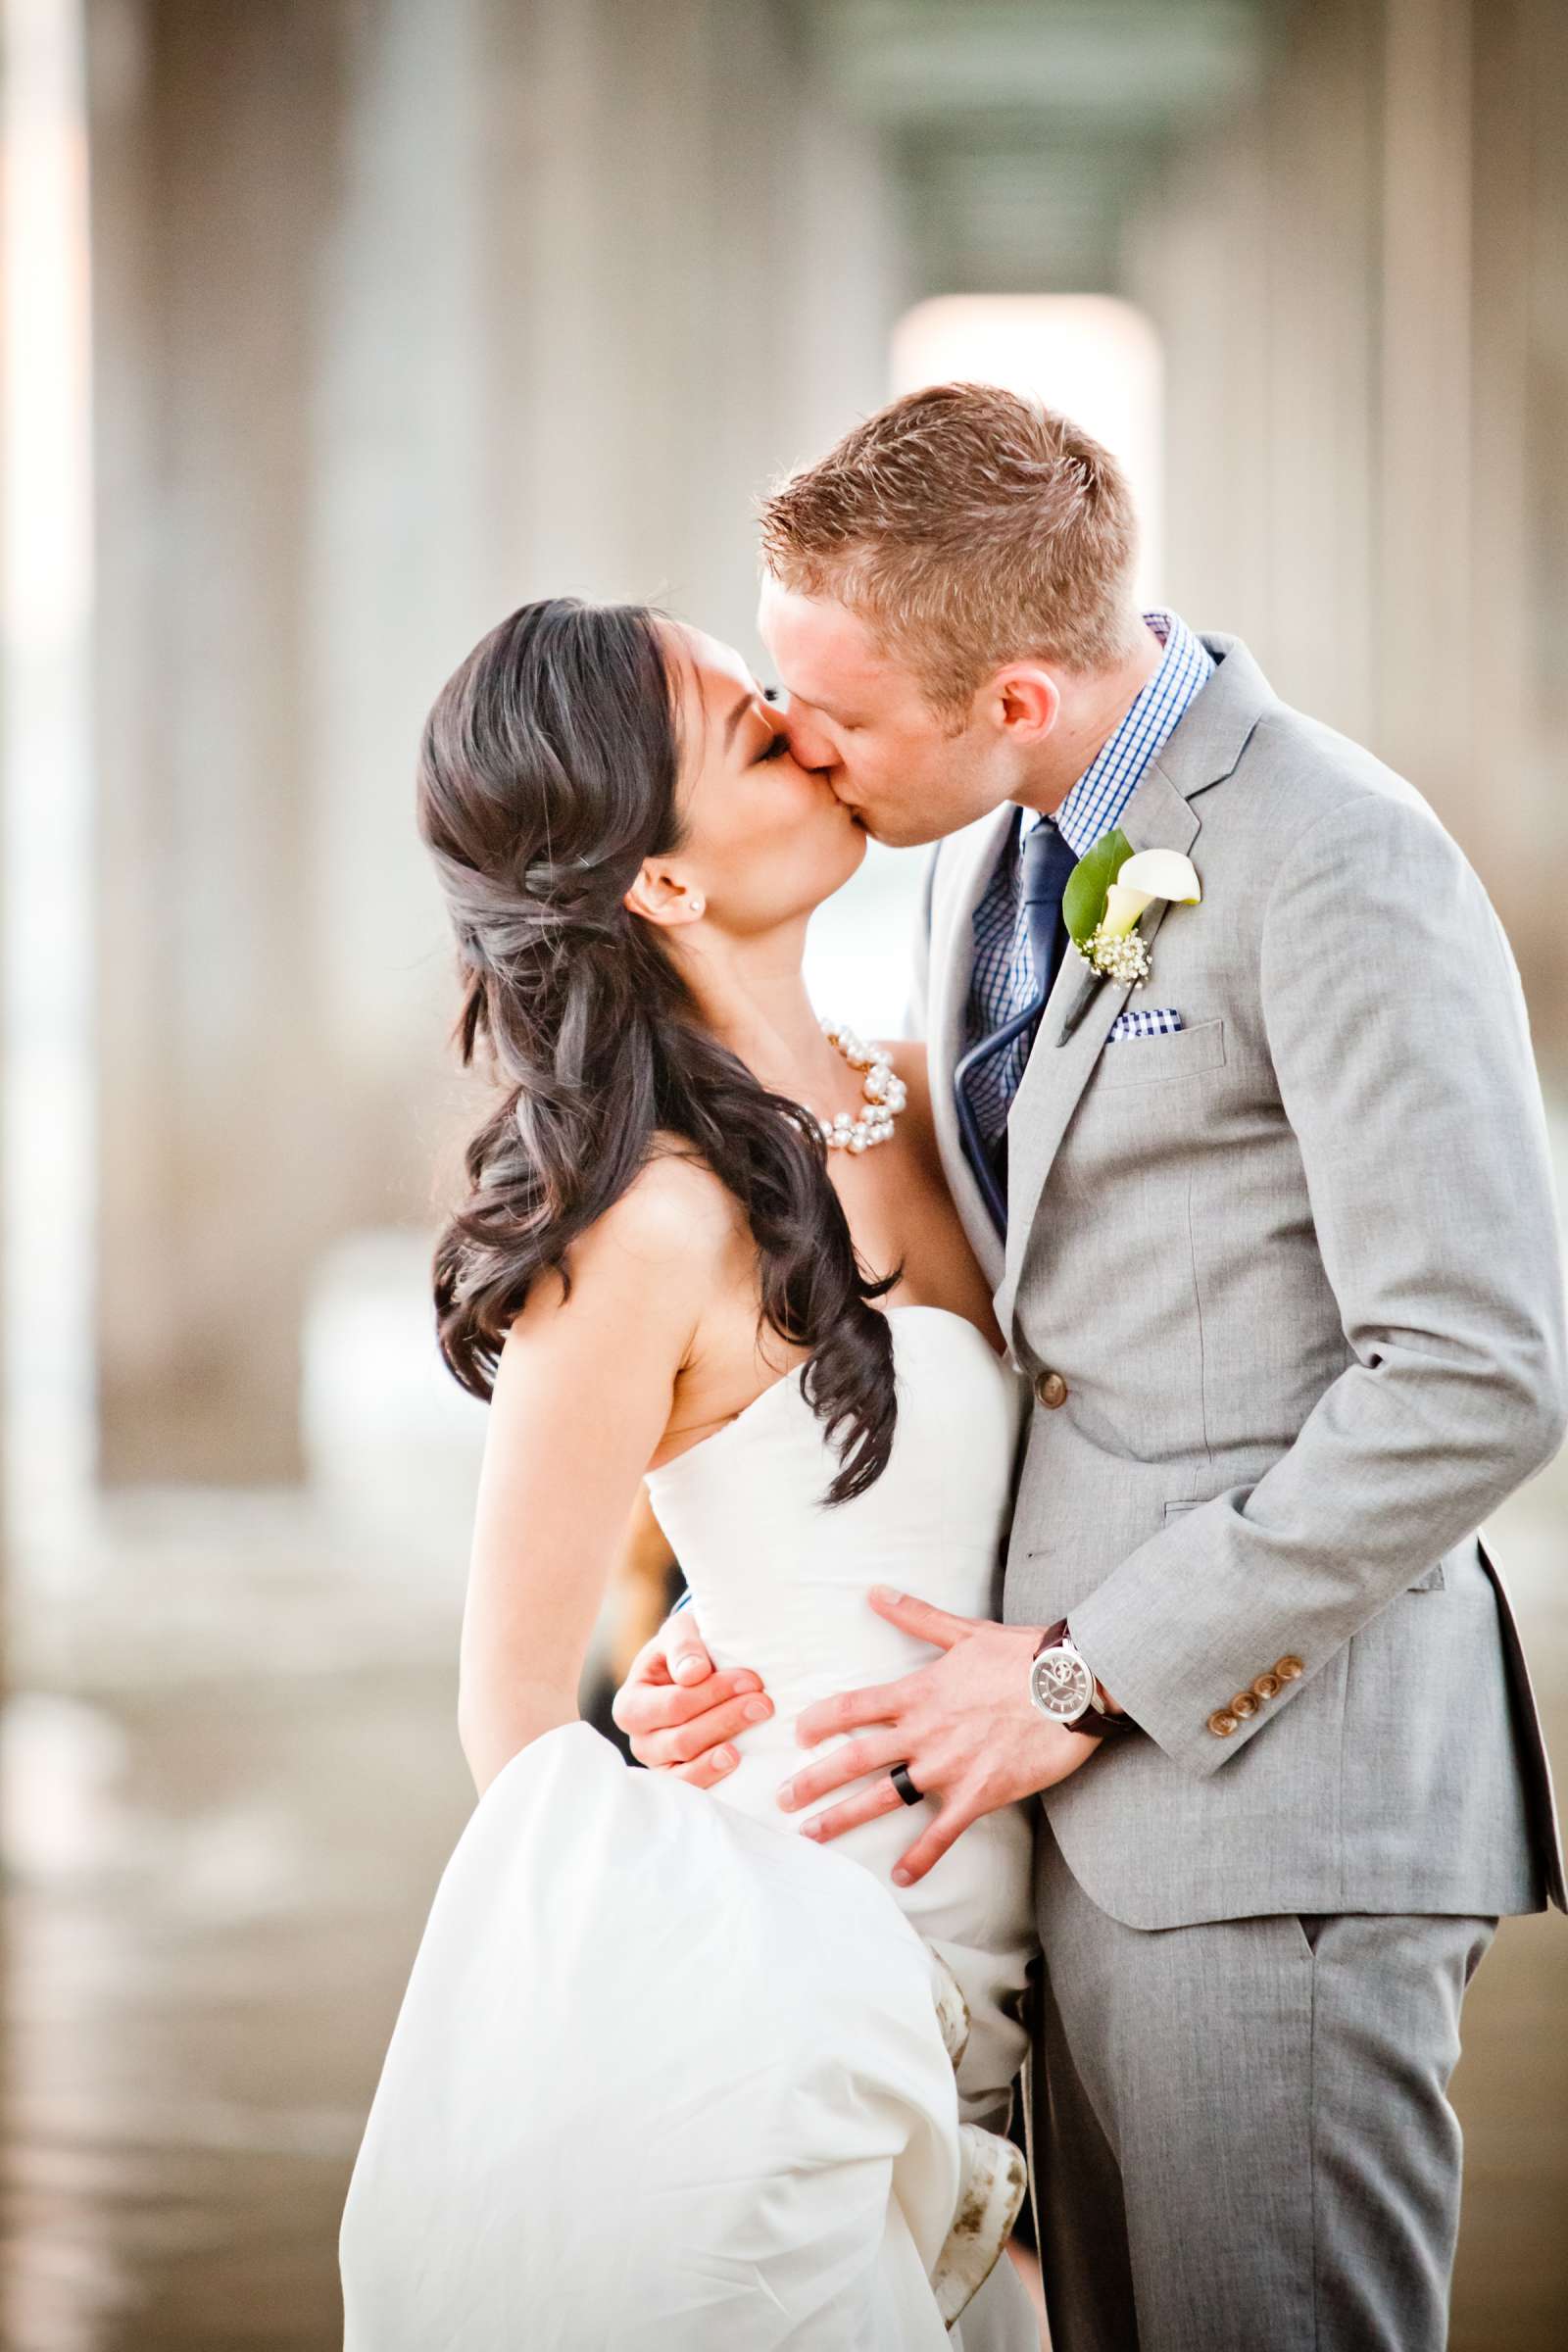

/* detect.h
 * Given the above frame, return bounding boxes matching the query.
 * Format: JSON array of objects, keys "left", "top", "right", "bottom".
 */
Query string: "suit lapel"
[
  {"left": 995, "top": 764, "right": 1200, "bottom": 1329},
  {"left": 926, "top": 805, "right": 1017, "bottom": 1283},
  {"left": 993, "top": 632, "right": 1273, "bottom": 1339}
]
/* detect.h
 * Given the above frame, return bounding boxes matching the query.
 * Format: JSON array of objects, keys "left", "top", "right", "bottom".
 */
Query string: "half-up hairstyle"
[{"left": 417, "top": 597, "right": 897, "bottom": 1503}]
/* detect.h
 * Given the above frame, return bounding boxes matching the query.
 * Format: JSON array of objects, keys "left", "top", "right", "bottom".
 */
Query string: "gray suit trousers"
[{"left": 1028, "top": 1820, "right": 1494, "bottom": 2352}]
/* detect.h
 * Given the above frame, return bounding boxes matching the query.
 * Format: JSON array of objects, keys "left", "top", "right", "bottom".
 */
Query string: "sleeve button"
[
  {"left": 1229, "top": 1691, "right": 1259, "bottom": 1719},
  {"left": 1252, "top": 1671, "right": 1282, "bottom": 1701},
  {"left": 1274, "top": 1655, "right": 1304, "bottom": 1683},
  {"left": 1207, "top": 1708, "right": 1240, "bottom": 1738}
]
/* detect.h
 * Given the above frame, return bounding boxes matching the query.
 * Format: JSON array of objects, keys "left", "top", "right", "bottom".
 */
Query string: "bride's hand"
[{"left": 612, "top": 1613, "right": 774, "bottom": 1787}]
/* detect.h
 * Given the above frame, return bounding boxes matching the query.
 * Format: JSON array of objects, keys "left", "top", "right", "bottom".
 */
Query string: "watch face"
[{"left": 1030, "top": 1645, "right": 1096, "bottom": 1723}]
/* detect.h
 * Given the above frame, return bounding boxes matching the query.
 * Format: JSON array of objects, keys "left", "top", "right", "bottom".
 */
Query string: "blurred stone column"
[
  {"left": 328, "top": 0, "right": 901, "bottom": 1214},
  {"left": 474, "top": 0, "right": 899, "bottom": 639},
  {"left": 1470, "top": 0, "right": 1568, "bottom": 1039},
  {"left": 88, "top": 0, "right": 348, "bottom": 1482},
  {"left": 1375, "top": 0, "right": 1474, "bottom": 809},
  {"left": 87, "top": 0, "right": 901, "bottom": 1485},
  {"left": 304, "top": 0, "right": 495, "bottom": 1241},
  {"left": 1125, "top": 0, "right": 1383, "bottom": 746},
  {"left": 1125, "top": 0, "right": 1568, "bottom": 1058}
]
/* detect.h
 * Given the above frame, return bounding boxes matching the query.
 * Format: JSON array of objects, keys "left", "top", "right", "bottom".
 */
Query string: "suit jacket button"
[
  {"left": 1207, "top": 1708, "right": 1240, "bottom": 1738},
  {"left": 1034, "top": 1369, "right": 1069, "bottom": 1409},
  {"left": 1229, "top": 1691, "right": 1259, "bottom": 1719},
  {"left": 1252, "top": 1671, "right": 1282, "bottom": 1700},
  {"left": 1274, "top": 1655, "right": 1304, "bottom": 1683}
]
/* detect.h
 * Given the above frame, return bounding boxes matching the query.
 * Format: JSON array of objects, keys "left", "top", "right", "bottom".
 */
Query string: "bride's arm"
[
  {"left": 604, "top": 1491, "right": 680, "bottom": 1688},
  {"left": 456, "top": 1163, "right": 710, "bottom": 1795}
]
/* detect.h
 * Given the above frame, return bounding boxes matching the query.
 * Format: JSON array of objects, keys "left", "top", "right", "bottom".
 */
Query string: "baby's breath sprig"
[{"left": 1082, "top": 928, "right": 1152, "bottom": 986}]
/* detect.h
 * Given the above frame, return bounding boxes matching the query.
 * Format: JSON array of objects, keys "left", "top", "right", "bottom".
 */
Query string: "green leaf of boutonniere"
[{"left": 1063, "top": 826, "right": 1134, "bottom": 948}]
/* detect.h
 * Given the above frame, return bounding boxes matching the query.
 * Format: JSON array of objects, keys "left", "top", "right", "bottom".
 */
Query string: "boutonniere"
[{"left": 1062, "top": 827, "right": 1201, "bottom": 988}]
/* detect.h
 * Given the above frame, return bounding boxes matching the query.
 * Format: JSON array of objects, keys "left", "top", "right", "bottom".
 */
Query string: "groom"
[{"left": 615, "top": 383, "right": 1567, "bottom": 2349}]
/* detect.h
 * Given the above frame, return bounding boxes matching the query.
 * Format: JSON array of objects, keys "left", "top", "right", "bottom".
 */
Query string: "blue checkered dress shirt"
[{"left": 962, "top": 611, "right": 1215, "bottom": 1147}]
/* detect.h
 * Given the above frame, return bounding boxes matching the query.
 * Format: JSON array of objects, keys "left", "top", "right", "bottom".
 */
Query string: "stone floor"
[{"left": 3, "top": 1240, "right": 1565, "bottom": 2350}]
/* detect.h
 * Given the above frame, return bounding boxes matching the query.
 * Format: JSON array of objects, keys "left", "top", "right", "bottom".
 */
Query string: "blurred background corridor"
[{"left": 3, "top": 0, "right": 1567, "bottom": 2344}]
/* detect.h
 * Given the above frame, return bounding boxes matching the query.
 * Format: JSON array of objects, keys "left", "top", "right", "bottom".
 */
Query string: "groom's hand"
[
  {"left": 775, "top": 1588, "right": 1103, "bottom": 1886},
  {"left": 612, "top": 1613, "right": 774, "bottom": 1787}
]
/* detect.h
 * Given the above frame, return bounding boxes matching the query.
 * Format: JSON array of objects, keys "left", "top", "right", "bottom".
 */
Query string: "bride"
[{"left": 338, "top": 598, "right": 1040, "bottom": 2349}]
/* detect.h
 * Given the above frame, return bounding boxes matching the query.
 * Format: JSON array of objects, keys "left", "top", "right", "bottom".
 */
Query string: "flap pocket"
[{"left": 1099, "top": 1016, "right": 1227, "bottom": 1089}]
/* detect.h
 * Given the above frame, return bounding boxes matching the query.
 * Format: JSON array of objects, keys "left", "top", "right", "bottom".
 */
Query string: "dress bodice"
[
  {"left": 646, "top": 1307, "right": 1023, "bottom": 1740},
  {"left": 645, "top": 1305, "right": 1037, "bottom": 2121}
]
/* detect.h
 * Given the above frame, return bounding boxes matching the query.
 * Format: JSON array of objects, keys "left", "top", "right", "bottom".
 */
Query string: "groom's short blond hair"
[{"left": 760, "top": 382, "right": 1144, "bottom": 718}]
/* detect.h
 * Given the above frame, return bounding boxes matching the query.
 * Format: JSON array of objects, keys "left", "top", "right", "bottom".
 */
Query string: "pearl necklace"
[{"left": 814, "top": 1017, "right": 908, "bottom": 1152}]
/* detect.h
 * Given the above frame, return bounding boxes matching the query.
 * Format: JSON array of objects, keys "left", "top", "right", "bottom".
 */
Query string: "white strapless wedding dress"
[{"left": 339, "top": 1307, "right": 1039, "bottom": 2351}]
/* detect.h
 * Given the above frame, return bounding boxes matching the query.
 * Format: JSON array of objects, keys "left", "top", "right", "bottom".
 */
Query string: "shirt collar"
[{"left": 1030, "top": 610, "right": 1215, "bottom": 859}]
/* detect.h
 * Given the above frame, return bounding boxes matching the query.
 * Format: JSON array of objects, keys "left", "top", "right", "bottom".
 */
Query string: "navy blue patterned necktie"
[
  {"left": 953, "top": 813, "right": 1080, "bottom": 1237},
  {"left": 1017, "top": 815, "right": 1078, "bottom": 1015}
]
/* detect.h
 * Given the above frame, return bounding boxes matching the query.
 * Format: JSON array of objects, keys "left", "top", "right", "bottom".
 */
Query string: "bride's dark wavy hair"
[{"left": 417, "top": 597, "right": 897, "bottom": 1504}]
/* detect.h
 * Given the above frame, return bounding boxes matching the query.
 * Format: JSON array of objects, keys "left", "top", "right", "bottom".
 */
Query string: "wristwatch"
[{"left": 1028, "top": 1619, "right": 1138, "bottom": 1739}]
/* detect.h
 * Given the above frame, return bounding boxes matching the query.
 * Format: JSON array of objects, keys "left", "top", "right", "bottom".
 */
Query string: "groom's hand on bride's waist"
[
  {"left": 612, "top": 1612, "right": 774, "bottom": 1787},
  {"left": 775, "top": 1589, "right": 1115, "bottom": 1887}
]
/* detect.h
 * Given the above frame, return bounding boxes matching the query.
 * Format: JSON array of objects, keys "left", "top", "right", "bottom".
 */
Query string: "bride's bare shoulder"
[
  {"left": 530, "top": 1147, "right": 745, "bottom": 1332},
  {"left": 589, "top": 1146, "right": 742, "bottom": 1269}
]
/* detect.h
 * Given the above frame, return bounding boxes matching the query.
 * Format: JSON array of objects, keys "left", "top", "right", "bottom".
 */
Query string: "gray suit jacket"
[{"left": 919, "top": 634, "right": 1568, "bottom": 1929}]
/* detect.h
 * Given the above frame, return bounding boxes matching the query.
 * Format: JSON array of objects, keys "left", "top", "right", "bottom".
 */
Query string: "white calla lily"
[
  {"left": 1100, "top": 881, "right": 1155, "bottom": 940},
  {"left": 1115, "top": 849, "right": 1201, "bottom": 906}
]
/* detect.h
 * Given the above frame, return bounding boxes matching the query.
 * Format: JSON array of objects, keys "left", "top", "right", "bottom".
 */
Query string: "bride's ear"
[{"left": 623, "top": 860, "right": 707, "bottom": 930}]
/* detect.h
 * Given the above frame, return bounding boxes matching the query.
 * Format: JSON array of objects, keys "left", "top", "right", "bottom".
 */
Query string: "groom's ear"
[
  {"left": 624, "top": 861, "right": 706, "bottom": 930},
  {"left": 989, "top": 665, "right": 1061, "bottom": 745}
]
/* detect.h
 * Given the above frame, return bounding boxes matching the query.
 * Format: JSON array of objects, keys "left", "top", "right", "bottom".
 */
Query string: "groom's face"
[{"left": 757, "top": 579, "right": 1012, "bottom": 850}]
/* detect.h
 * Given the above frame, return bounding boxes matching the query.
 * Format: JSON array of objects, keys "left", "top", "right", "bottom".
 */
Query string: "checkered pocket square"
[{"left": 1107, "top": 1007, "right": 1184, "bottom": 1043}]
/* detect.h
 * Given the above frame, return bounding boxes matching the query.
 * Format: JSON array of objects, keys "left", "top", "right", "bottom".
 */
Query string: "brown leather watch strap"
[{"left": 1034, "top": 1618, "right": 1140, "bottom": 1738}]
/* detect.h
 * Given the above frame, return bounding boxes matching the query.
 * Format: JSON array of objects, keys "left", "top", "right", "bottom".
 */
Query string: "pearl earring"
[{"left": 689, "top": 896, "right": 705, "bottom": 917}]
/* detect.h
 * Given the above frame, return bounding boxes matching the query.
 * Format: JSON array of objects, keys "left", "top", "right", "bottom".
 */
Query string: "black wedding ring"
[{"left": 889, "top": 1762, "right": 922, "bottom": 1807}]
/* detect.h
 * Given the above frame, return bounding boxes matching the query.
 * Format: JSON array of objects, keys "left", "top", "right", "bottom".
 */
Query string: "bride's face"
[{"left": 655, "top": 623, "right": 866, "bottom": 935}]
